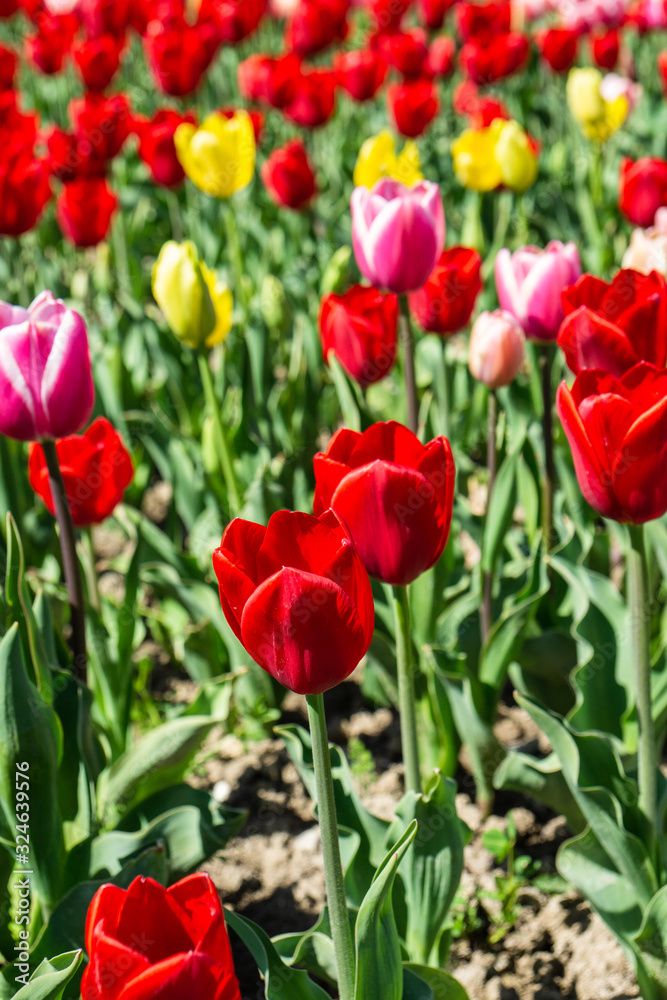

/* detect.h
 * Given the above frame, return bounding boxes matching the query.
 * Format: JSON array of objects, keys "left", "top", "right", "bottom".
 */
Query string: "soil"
[{"left": 182, "top": 686, "right": 640, "bottom": 1000}]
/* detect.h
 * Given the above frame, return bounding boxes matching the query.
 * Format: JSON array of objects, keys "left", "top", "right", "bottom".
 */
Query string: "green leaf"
[
  {"left": 0, "top": 624, "right": 64, "bottom": 911},
  {"left": 12, "top": 950, "right": 82, "bottom": 1000},
  {"left": 388, "top": 773, "right": 464, "bottom": 965},
  {"left": 97, "top": 714, "right": 222, "bottom": 826},
  {"left": 481, "top": 426, "right": 526, "bottom": 573},
  {"left": 493, "top": 752, "right": 585, "bottom": 833},
  {"left": 328, "top": 354, "right": 361, "bottom": 432},
  {"left": 226, "top": 909, "right": 331, "bottom": 1000},
  {"left": 403, "top": 964, "right": 470, "bottom": 1000},
  {"left": 354, "top": 820, "right": 418, "bottom": 1000},
  {"left": 633, "top": 886, "right": 667, "bottom": 998},
  {"left": 4, "top": 515, "right": 53, "bottom": 701},
  {"left": 273, "top": 908, "right": 338, "bottom": 987}
]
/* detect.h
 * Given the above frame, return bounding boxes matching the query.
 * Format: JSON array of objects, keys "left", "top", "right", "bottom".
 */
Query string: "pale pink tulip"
[
  {"left": 351, "top": 178, "right": 445, "bottom": 295},
  {"left": 0, "top": 292, "right": 94, "bottom": 442},
  {"left": 469, "top": 310, "right": 525, "bottom": 388},
  {"left": 494, "top": 240, "right": 581, "bottom": 342}
]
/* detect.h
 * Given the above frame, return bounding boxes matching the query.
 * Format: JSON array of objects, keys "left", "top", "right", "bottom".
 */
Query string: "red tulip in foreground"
[
  {"left": 0, "top": 292, "right": 94, "bottom": 442},
  {"left": 82, "top": 873, "right": 241, "bottom": 1000},
  {"left": 261, "top": 139, "right": 317, "bottom": 210},
  {"left": 408, "top": 246, "right": 482, "bottom": 334},
  {"left": 29, "top": 417, "right": 133, "bottom": 527},
  {"left": 313, "top": 421, "right": 455, "bottom": 586},
  {"left": 319, "top": 284, "right": 398, "bottom": 387},
  {"left": 213, "top": 509, "right": 374, "bottom": 694},
  {"left": 558, "top": 268, "right": 667, "bottom": 374},
  {"left": 557, "top": 362, "right": 667, "bottom": 524},
  {"left": 351, "top": 178, "right": 445, "bottom": 294}
]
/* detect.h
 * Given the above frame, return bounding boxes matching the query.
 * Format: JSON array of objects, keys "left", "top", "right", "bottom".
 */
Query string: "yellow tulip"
[
  {"left": 353, "top": 131, "right": 423, "bottom": 189},
  {"left": 493, "top": 120, "right": 539, "bottom": 193},
  {"left": 451, "top": 126, "right": 503, "bottom": 192},
  {"left": 175, "top": 110, "right": 256, "bottom": 199},
  {"left": 152, "top": 240, "right": 233, "bottom": 350},
  {"left": 566, "top": 68, "right": 628, "bottom": 143},
  {"left": 201, "top": 264, "right": 234, "bottom": 348}
]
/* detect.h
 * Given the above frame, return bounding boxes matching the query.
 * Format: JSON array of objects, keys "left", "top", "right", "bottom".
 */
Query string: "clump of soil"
[{"left": 188, "top": 695, "right": 639, "bottom": 1000}]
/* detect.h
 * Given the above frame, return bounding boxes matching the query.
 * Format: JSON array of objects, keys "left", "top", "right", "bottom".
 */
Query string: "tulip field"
[{"left": 3, "top": 0, "right": 667, "bottom": 997}]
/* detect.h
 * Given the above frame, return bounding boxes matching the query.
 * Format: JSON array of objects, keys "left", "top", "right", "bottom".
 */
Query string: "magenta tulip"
[
  {"left": 0, "top": 291, "right": 94, "bottom": 442},
  {"left": 351, "top": 178, "right": 445, "bottom": 294},
  {"left": 494, "top": 241, "right": 581, "bottom": 341}
]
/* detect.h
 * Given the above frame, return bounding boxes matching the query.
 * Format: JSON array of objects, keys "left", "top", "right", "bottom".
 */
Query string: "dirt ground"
[{"left": 185, "top": 687, "right": 640, "bottom": 1000}]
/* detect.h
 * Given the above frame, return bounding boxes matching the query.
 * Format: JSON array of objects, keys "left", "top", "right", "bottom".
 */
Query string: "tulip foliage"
[{"left": 1, "top": 1, "right": 667, "bottom": 999}]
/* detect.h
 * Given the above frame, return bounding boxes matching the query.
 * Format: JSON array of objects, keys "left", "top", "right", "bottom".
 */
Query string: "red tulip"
[
  {"left": 25, "top": 13, "right": 77, "bottom": 74},
  {"left": 371, "top": 0, "right": 413, "bottom": 32},
  {"left": 618, "top": 157, "right": 667, "bottom": 228},
  {"left": 387, "top": 78, "right": 439, "bottom": 137},
  {"left": 409, "top": 246, "right": 482, "bottom": 334},
  {"left": 29, "top": 418, "right": 133, "bottom": 527},
  {"left": 285, "top": 0, "right": 349, "bottom": 55},
  {"left": 82, "top": 874, "right": 241, "bottom": 1000},
  {"left": 313, "top": 421, "right": 455, "bottom": 586},
  {"left": 535, "top": 27, "right": 579, "bottom": 72},
  {"left": 144, "top": 11, "right": 218, "bottom": 96},
  {"left": 261, "top": 139, "right": 316, "bottom": 210},
  {"left": 0, "top": 45, "right": 17, "bottom": 90},
  {"left": 213, "top": 509, "right": 374, "bottom": 695},
  {"left": 378, "top": 28, "right": 429, "bottom": 78},
  {"left": 214, "top": 0, "right": 266, "bottom": 42},
  {"left": 558, "top": 269, "right": 667, "bottom": 375},
  {"left": 78, "top": 0, "right": 131, "bottom": 38},
  {"left": 426, "top": 35, "right": 456, "bottom": 77},
  {"left": 460, "top": 32, "right": 529, "bottom": 84},
  {"left": 72, "top": 34, "right": 125, "bottom": 91},
  {"left": 557, "top": 362, "right": 667, "bottom": 524},
  {"left": 590, "top": 27, "right": 619, "bottom": 68},
  {"left": 134, "top": 108, "right": 195, "bottom": 187},
  {"left": 0, "top": 0, "right": 19, "bottom": 17},
  {"left": 334, "top": 48, "right": 387, "bottom": 101},
  {"left": 453, "top": 80, "right": 510, "bottom": 126},
  {"left": 238, "top": 52, "right": 301, "bottom": 109},
  {"left": 56, "top": 176, "right": 117, "bottom": 246},
  {"left": 418, "top": 0, "right": 456, "bottom": 29},
  {"left": 319, "top": 284, "right": 398, "bottom": 387},
  {"left": 69, "top": 92, "right": 131, "bottom": 162},
  {"left": 457, "top": 0, "right": 511, "bottom": 40},
  {"left": 284, "top": 66, "right": 337, "bottom": 127},
  {"left": 46, "top": 126, "right": 107, "bottom": 182},
  {"left": 0, "top": 147, "right": 51, "bottom": 236}
]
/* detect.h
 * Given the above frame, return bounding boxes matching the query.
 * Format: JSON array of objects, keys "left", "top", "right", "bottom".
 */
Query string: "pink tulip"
[
  {"left": 351, "top": 178, "right": 445, "bottom": 295},
  {"left": 0, "top": 291, "right": 94, "bottom": 442},
  {"left": 494, "top": 240, "right": 581, "bottom": 342},
  {"left": 468, "top": 309, "right": 525, "bottom": 388}
]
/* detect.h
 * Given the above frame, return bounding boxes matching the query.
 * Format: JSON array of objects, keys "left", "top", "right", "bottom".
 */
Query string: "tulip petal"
[
  {"left": 118, "top": 951, "right": 219, "bottom": 1000},
  {"left": 115, "top": 877, "right": 195, "bottom": 963},
  {"left": 82, "top": 933, "right": 151, "bottom": 1000},
  {"left": 313, "top": 454, "right": 354, "bottom": 516},
  {"left": 167, "top": 873, "right": 223, "bottom": 949},
  {"left": 346, "top": 419, "right": 425, "bottom": 469},
  {"left": 556, "top": 382, "right": 619, "bottom": 519},
  {"left": 611, "top": 390, "right": 667, "bottom": 522},
  {"left": 241, "top": 567, "right": 369, "bottom": 694},
  {"left": 85, "top": 884, "right": 127, "bottom": 956},
  {"left": 557, "top": 306, "right": 640, "bottom": 376}
]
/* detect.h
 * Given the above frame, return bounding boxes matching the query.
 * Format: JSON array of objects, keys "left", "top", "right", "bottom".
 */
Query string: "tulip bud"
[
  {"left": 468, "top": 310, "right": 525, "bottom": 388},
  {"left": 261, "top": 274, "right": 290, "bottom": 333},
  {"left": 493, "top": 120, "right": 539, "bottom": 193},
  {"left": 152, "top": 240, "right": 217, "bottom": 350},
  {"left": 321, "top": 246, "right": 352, "bottom": 296}
]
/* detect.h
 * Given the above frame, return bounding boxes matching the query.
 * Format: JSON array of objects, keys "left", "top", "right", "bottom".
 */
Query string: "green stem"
[
  {"left": 481, "top": 389, "right": 497, "bottom": 644},
  {"left": 434, "top": 337, "right": 450, "bottom": 440},
  {"left": 539, "top": 344, "right": 556, "bottom": 551},
  {"left": 80, "top": 529, "right": 101, "bottom": 614},
  {"left": 223, "top": 202, "right": 249, "bottom": 317},
  {"left": 628, "top": 524, "right": 657, "bottom": 832},
  {"left": 42, "top": 441, "right": 87, "bottom": 684},
  {"left": 393, "top": 585, "right": 421, "bottom": 794},
  {"left": 197, "top": 353, "right": 242, "bottom": 515},
  {"left": 305, "top": 694, "right": 356, "bottom": 1000},
  {"left": 399, "top": 296, "right": 419, "bottom": 435}
]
